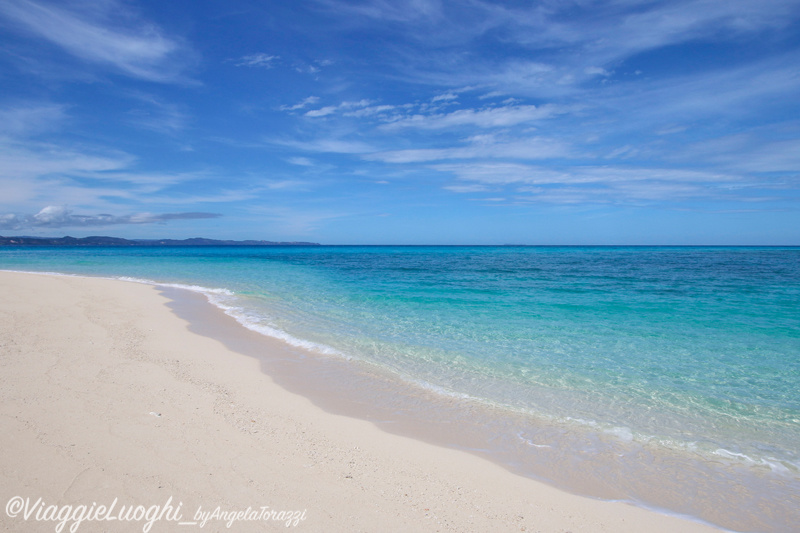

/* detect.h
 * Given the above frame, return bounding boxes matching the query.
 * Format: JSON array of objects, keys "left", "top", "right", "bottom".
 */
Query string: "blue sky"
[{"left": 1, "top": 0, "right": 799, "bottom": 244}]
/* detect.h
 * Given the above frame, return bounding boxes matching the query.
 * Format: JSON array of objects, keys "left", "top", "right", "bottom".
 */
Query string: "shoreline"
[
  {"left": 0, "top": 270, "right": 727, "bottom": 531},
  {"left": 161, "top": 278, "right": 798, "bottom": 533}
]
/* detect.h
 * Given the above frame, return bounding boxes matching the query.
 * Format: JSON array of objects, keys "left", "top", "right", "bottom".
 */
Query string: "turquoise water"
[{"left": 2, "top": 245, "right": 799, "bottom": 529}]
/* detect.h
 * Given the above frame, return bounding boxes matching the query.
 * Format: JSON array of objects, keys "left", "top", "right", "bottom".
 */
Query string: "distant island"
[{"left": 0, "top": 236, "right": 321, "bottom": 246}]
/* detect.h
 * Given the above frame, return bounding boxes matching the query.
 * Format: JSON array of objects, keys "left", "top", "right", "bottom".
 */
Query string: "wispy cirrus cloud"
[
  {"left": 0, "top": 0, "right": 193, "bottom": 82},
  {"left": 314, "top": 0, "right": 444, "bottom": 24},
  {"left": 572, "top": 0, "right": 800, "bottom": 66},
  {"left": 235, "top": 53, "right": 279, "bottom": 68},
  {"left": 287, "top": 157, "right": 315, "bottom": 166},
  {"left": 677, "top": 134, "right": 800, "bottom": 173},
  {"left": 262, "top": 2, "right": 799, "bottom": 221},
  {"left": 367, "top": 135, "right": 571, "bottom": 163},
  {"left": 304, "top": 99, "right": 373, "bottom": 117},
  {"left": 433, "top": 161, "right": 785, "bottom": 205},
  {"left": 326, "top": 0, "right": 800, "bottom": 99},
  {"left": 296, "top": 93, "right": 561, "bottom": 127},
  {"left": 431, "top": 92, "right": 458, "bottom": 102},
  {"left": 123, "top": 92, "right": 189, "bottom": 134},
  {"left": 273, "top": 137, "right": 375, "bottom": 154},
  {"left": 437, "top": 163, "right": 737, "bottom": 186},
  {"left": 3, "top": 0, "right": 794, "bottom": 244},
  {"left": 0, "top": 127, "right": 231, "bottom": 209},
  {"left": 0, "top": 139, "right": 133, "bottom": 181},
  {"left": 591, "top": 53, "right": 800, "bottom": 129},
  {"left": 290, "top": 99, "right": 401, "bottom": 119},
  {"left": 380, "top": 103, "right": 569, "bottom": 130},
  {"left": 280, "top": 96, "right": 321, "bottom": 111},
  {"left": 0, "top": 103, "right": 68, "bottom": 136}
]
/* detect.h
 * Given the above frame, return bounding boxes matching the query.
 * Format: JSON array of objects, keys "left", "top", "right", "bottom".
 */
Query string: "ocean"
[{"left": 2, "top": 245, "right": 798, "bottom": 531}]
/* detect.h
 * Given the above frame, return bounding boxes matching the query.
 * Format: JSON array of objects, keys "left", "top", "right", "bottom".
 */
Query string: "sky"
[{"left": 1, "top": 0, "right": 799, "bottom": 244}]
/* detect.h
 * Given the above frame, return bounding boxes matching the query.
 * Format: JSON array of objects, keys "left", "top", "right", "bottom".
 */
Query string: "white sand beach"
[{"left": 0, "top": 271, "right": 721, "bottom": 532}]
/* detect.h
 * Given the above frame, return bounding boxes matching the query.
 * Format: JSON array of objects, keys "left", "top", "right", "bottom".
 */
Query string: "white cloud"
[
  {"left": 597, "top": 0, "right": 798, "bottom": 61},
  {"left": 0, "top": 205, "right": 220, "bottom": 230},
  {"left": 304, "top": 99, "right": 373, "bottom": 118},
  {"left": 680, "top": 135, "right": 800, "bottom": 173},
  {"left": 434, "top": 162, "right": 568, "bottom": 185},
  {"left": 0, "top": 104, "right": 67, "bottom": 137},
  {"left": 343, "top": 104, "right": 397, "bottom": 118},
  {"left": 584, "top": 66, "right": 610, "bottom": 77},
  {"left": 343, "top": 0, "right": 800, "bottom": 101},
  {"left": 0, "top": 137, "right": 218, "bottom": 190},
  {"left": 605, "top": 145, "right": 637, "bottom": 159},
  {"left": 0, "top": 136, "right": 231, "bottom": 212},
  {"left": 603, "top": 54, "right": 800, "bottom": 124},
  {"left": 492, "top": 0, "right": 800, "bottom": 76},
  {"left": 367, "top": 136, "right": 570, "bottom": 163},
  {"left": 433, "top": 162, "right": 764, "bottom": 204},
  {"left": 656, "top": 125, "right": 688, "bottom": 136},
  {"left": 123, "top": 92, "right": 188, "bottom": 134},
  {"left": 305, "top": 106, "right": 338, "bottom": 117},
  {"left": 0, "top": 140, "right": 133, "bottom": 181},
  {"left": 439, "top": 163, "right": 737, "bottom": 186},
  {"left": 431, "top": 92, "right": 458, "bottom": 102},
  {"left": 143, "top": 189, "right": 261, "bottom": 205},
  {"left": 280, "top": 96, "right": 321, "bottom": 111},
  {"left": 275, "top": 138, "right": 375, "bottom": 154},
  {"left": 443, "top": 184, "right": 489, "bottom": 193},
  {"left": 381, "top": 103, "right": 567, "bottom": 130},
  {"left": 0, "top": 0, "right": 192, "bottom": 82},
  {"left": 287, "top": 157, "right": 314, "bottom": 166},
  {"left": 236, "top": 53, "right": 279, "bottom": 68},
  {"left": 316, "top": 0, "right": 444, "bottom": 23}
]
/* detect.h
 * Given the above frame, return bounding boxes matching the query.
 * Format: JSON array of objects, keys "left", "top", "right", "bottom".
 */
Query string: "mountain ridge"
[{"left": 0, "top": 235, "right": 321, "bottom": 246}]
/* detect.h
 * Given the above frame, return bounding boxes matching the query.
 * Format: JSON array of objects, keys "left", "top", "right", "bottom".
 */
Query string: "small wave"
[
  {"left": 564, "top": 416, "right": 600, "bottom": 427},
  {"left": 517, "top": 432, "right": 551, "bottom": 448},
  {"left": 400, "top": 376, "right": 477, "bottom": 401},
  {"left": 156, "top": 282, "right": 235, "bottom": 296},
  {"left": 114, "top": 276, "right": 236, "bottom": 298},
  {"left": 128, "top": 276, "right": 359, "bottom": 360},
  {"left": 229, "top": 313, "right": 350, "bottom": 358},
  {"left": 604, "top": 426, "right": 634, "bottom": 442},
  {"left": 712, "top": 449, "right": 799, "bottom": 474}
]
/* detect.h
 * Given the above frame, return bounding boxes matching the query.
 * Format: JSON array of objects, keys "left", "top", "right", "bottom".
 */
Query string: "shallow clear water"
[{"left": 3, "top": 245, "right": 799, "bottom": 530}]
